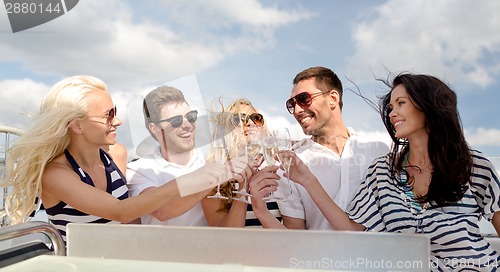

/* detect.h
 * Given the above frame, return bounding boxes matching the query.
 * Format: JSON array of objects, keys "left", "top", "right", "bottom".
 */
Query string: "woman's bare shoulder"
[
  {"left": 104, "top": 143, "right": 128, "bottom": 161},
  {"left": 44, "top": 154, "right": 73, "bottom": 178}
]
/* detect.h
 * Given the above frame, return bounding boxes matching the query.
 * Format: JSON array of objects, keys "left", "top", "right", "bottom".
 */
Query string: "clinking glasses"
[
  {"left": 232, "top": 113, "right": 264, "bottom": 127},
  {"left": 87, "top": 106, "right": 117, "bottom": 126},
  {"left": 155, "top": 110, "right": 198, "bottom": 128},
  {"left": 285, "top": 90, "right": 331, "bottom": 114}
]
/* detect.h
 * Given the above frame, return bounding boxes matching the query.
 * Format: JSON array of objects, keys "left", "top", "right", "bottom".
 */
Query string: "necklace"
[
  {"left": 400, "top": 153, "right": 423, "bottom": 212},
  {"left": 400, "top": 153, "right": 432, "bottom": 233}
]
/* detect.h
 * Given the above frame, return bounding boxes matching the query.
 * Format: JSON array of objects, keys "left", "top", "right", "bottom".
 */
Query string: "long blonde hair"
[
  {"left": 207, "top": 98, "right": 259, "bottom": 212},
  {"left": 2, "top": 75, "right": 107, "bottom": 224}
]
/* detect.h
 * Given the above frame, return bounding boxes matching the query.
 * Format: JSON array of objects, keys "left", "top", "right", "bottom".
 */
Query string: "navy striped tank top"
[
  {"left": 245, "top": 201, "right": 282, "bottom": 227},
  {"left": 45, "top": 149, "right": 129, "bottom": 241}
]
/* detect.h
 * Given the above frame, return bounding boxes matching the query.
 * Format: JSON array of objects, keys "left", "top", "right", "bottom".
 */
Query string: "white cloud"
[
  {"left": 217, "top": 1, "right": 314, "bottom": 27},
  {"left": 0, "top": 0, "right": 313, "bottom": 91},
  {"left": 0, "top": 79, "right": 48, "bottom": 128},
  {"left": 346, "top": 0, "right": 500, "bottom": 90},
  {"left": 153, "top": 0, "right": 313, "bottom": 28},
  {"left": 464, "top": 128, "right": 500, "bottom": 147},
  {"left": 357, "top": 130, "right": 392, "bottom": 147}
]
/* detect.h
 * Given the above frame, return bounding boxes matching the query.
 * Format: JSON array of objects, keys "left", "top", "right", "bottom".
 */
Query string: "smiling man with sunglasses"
[
  {"left": 126, "top": 86, "right": 210, "bottom": 226},
  {"left": 253, "top": 66, "right": 390, "bottom": 231}
]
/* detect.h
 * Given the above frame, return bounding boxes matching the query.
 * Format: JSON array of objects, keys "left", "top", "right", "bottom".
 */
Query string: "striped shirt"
[
  {"left": 245, "top": 201, "right": 282, "bottom": 227},
  {"left": 348, "top": 150, "right": 500, "bottom": 271},
  {"left": 46, "top": 149, "right": 128, "bottom": 241}
]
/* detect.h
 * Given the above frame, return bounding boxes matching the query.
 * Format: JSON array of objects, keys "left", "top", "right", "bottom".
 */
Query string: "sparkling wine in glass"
[
  {"left": 246, "top": 142, "right": 263, "bottom": 164},
  {"left": 262, "top": 132, "right": 283, "bottom": 202},
  {"left": 276, "top": 151, "right": 292, "bottom": 170},
  {"left": 264, "top": 145, "right": 278, "bottom": 166}
]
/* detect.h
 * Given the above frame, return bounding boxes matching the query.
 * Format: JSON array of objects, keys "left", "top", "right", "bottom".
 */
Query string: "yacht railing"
[
  {"left": 0, "top": 221, "right": 66, "bottom": 256},
  {"left": 0, "top": 126, "right": 22, "bottom": 227}
]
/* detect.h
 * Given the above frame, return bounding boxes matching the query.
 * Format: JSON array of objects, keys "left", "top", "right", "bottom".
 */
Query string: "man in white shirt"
[
  {"left": 252, "top": 66, "right": 389, "bottom": 230},
  {"left": 127, "top": 86, "right": 209, "bottom": 226}
]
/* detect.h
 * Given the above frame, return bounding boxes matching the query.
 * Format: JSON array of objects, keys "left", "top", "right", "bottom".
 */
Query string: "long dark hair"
[{"left": 379, "top": 73, "right": 472, "bottom": 205}]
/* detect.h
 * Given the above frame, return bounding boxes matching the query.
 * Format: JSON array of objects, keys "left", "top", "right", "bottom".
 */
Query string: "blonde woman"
[
  {"left": 1, "top": 75, "right": 249, "bottom": 241},
  {"left": 202, "top": 98, "right": 282, "bottom": 227}
]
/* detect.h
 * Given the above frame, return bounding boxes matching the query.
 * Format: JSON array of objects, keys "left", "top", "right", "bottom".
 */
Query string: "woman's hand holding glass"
[{"left": 248, "top": 166, "right": 280, "bottom": 209}]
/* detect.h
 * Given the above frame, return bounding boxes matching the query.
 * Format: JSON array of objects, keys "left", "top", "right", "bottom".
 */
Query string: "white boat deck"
[
  {"left": 1, "top": 221, "right": 499, "bottom": 271},
  {"left": 1, "top": 222, "right": 432, "bottom": 271}
]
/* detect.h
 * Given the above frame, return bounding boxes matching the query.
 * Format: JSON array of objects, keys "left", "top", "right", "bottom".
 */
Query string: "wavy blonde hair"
[
  {"left": 1, "top": 75, "right": 107, "bottom": 224},
  {"left": 206, "top": 98, "right": 260, "bottom": 212}
]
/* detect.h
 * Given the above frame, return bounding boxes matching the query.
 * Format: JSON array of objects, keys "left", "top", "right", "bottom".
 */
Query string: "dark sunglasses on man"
[
  {"left": 232, "top": 113, "right": 264, "bottom": 127},
  {"left": 155, "top": 110, "right": 198, "bottom": 128},
  {"left": 285, "top": 90, "right": 331, "bottom": 114}
]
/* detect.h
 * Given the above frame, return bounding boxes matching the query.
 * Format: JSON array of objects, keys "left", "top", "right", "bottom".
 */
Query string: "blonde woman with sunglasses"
[
  {"left": 1, "top": 76, "right": 249, "bottom": 241},
  {"left": 202, "top": 98, "right": 282, "bottom": 227}
]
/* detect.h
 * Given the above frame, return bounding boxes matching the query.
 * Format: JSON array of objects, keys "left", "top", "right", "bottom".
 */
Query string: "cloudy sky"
[{"left": 0, "top": 0, "right": 499, "bottom": 169}]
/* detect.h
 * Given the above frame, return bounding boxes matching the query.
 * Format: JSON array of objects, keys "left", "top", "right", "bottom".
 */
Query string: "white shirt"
[
  {"left": 126, "top": 147, "right": 207, "bottom": 226},
  {"left": 277, "top": 127, "right": 389, "bottom": 230}
]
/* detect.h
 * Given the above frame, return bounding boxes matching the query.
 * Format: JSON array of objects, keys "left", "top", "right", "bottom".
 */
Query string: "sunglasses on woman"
[
  {"left": 155, "top": 110, "right": 198, "bottom": 128},
  {"left": 285, "top": 90, "right": 331, "bottom": 114},
  {"left": 232, "top": 113, "right": 264, "bottom": 127},
  {"left": 87, "top": 106, "right": 117, "bottom": 127}
]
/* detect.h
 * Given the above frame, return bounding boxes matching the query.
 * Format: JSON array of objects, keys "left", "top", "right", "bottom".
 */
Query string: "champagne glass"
[
  {"left": 261, "top": 131, "right": 283, "bottom": 202},
  {"left": 247, "top": 125, "right": 265, "bottom": 166},
  {"left": 262, "top": 132, "right": 278, "bottom": 166},
  {"left": 233, "top": 125, "right": 263, "bottom": 203},
  {"left": 207, "top": 125, "right": 229, "bottom": 200},
  {"left": 273, "top": 128, "right": 300, "bottom": 202}
]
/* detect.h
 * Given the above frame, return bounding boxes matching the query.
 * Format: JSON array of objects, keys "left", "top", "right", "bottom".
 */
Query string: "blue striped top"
[
  {"left": 245, "top": 201, "right": 282, "bottom": 227},
  {"left": 348, "top": 150, "right": 500, "bottom": 271},
  {"left": 46, "top": 149, "right": 129, "bottom": 241}
]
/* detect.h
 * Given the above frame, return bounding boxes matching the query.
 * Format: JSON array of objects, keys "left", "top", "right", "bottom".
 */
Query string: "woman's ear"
[{"left": 69, "top": 120, "right": 83, "bottom": 134}]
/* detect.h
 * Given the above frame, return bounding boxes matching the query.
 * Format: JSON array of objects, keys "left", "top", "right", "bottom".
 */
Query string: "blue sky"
[{"left": 0, "top": 0, "right": 499, "bottom": 168}]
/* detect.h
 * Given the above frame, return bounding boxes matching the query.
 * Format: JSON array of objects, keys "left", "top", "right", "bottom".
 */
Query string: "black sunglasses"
[
  {"left": 87, "top": 106, "right": 117, "bottom": 126},
  {"left": 232, "top": 113, "right": 264, "bottom": 127},
  {"left": 285, "top": 90, "right": 330, "bottom": 114},
  {"left": 155, "top": 110, "right": 198, "bottom": 128}
]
